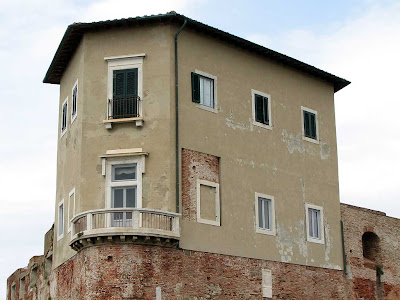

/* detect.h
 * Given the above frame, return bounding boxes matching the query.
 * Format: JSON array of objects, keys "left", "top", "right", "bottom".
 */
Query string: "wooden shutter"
[
  {"left": 191, "top": 72, "right": 200, "bottom": 103},
  {"left": 126, "top": 68, "right": 138, "bottom": 97},
  {"left": 113, "top": 70, "right": 126, "bottom": 99}
]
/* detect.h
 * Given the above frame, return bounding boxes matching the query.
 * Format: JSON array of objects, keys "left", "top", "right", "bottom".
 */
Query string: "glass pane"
[
  {"left": 308, "top": 208, "right": 314, "bottom": 237},
  {"left": 264, "top": 199, "right": 271, "bottom": 230},
  {"left": 314, "top": 210, "right": 320, "bottom": 238},
  {"left": 199, "top": 77, "right": 213, "bottom": 108},
  {"left": 113, "top": 189, "right": 124, "bottom": 208},
  {"left": 258, "top": 197, "right": 264, "bottom": 228},
  {"left": 112, "top": 212, "right": 123, "bottom": 227},
  {"left": 125, "top": 212, "right": 133, "bottom": 227},
  {"left": 113, "top": 165, "right": 136, "bottom": 181},
  {"left": 255, "top": 95, "right": 264, "bottom": 123},
  {"left": 126, "top": 188, "right": 136, "bottom": 207}
]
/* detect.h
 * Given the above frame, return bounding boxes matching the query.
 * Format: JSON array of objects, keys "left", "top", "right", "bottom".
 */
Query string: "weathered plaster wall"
[
  {"left": 54, "top": 36, "right": 85, "bottom": 268},
  {"left": 341, "top": 203, "right": 400, "bottom": 299},
  {"left": 177, "top": 26, "right": 343, "bottom": 268},
  {"left": 53, "top": 23, "right": 177, "bottom": 268}
]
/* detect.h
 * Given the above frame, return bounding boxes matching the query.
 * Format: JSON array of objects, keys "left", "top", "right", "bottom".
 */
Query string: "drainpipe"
[
  {"left": 174, "top": 18, "right": 187, "bottom": 213},
  {"left": 340, "top": 220, "right": 348, "bottom": 275}
]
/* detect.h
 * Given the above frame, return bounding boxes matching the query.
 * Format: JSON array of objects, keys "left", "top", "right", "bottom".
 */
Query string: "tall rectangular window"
[
  {"left": 258, "top": 197, "right": 272, "bottom": 230},
  {"left": 308, "top": 208, "right": 321, "bottom": 239},
  {"left": 255, "top": 94, "right": 269, "bottom": 125},
  {"left": 71, "top": 80, "right": 78, "bottom": 122},
  {"left": 306, "top": 204, "right": 324, "bottom": 244},
  {"left": 301, "top": 107, "right": 318, "bottom": 142},
  {"left": 61, "top": 98, "right": 68, "bottom": 135},
  {"left": 111, "top": 68, "right": 139, "bottom": 119},
  {"left": 255, "top": 193, "right": 275, "bottom": 235},
  {"left": 58, "top": 201, "right": 64, "bottom": 240},
  {"left": 191, "top": 71, "right": 217, "bottom": 111},
  {"left": 109, "top": 163, "right": 138, "bottom": 227},
  {"left": 252, "top": 90, "right": 272, "bottom": 130}
]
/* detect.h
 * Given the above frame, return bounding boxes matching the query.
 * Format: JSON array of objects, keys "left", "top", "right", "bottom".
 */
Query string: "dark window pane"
[
  {"left": 126, "top": 188, "right": 136, "bottom": 208},
  {"left": 258, "top": 197, "right": 264, "bottom": 228},
  {"left": 263, "top": 97, "right": 269, "bottom": 125},
  {"left": 113, "top": 189, "right": 124, "bottom": 208},
  {"left": 255, "top": 95, "right": 264, "bottom": 123}
]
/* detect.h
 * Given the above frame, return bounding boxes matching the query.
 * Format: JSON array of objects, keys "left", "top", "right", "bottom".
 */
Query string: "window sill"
[
  {"left": 196, "top": 104, "right": 218, "bottom": 114},
  {"left": 302, "top": 136, "right": 319, "bottom": 144},
  {"left": 103, "top": 117, "right": 144, "bottom": 129},
  {"left": 253, "top": 120, "right": 272, "bottom": 131},
  {"left": 307, "top": 237, "right": 324, "bottom": 244},
  {"left": 256, "top": 227, "right": 276, "bottom": 236}
]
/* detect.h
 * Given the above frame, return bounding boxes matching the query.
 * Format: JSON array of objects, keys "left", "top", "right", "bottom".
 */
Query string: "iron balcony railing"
[{"left": 108, "top": 96, "right": 141, "bottom": 119}]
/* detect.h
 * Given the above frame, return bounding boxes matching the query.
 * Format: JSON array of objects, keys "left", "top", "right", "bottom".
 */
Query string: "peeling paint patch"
[
  {"left": 319, "top": 142, "right": 331, "bottom": 160},
  {"left": 276, "top": 223, "right": 307, "bottom": 263},
  {"left": 235, "top": 158, "right": 277, "bottom": 175},
  {"left": 225, "top": 117, "right": 248, "bottom": 131},
  {"left": 281, "top": 129, "right": 315, "bottom": 155}
]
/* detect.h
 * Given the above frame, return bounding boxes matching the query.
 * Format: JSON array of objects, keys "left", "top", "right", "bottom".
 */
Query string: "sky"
[{"left": 0, "top": 0, "right": 399, "bottom": 298}]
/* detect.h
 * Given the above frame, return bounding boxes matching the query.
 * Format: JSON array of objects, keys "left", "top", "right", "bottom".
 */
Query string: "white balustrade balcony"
[{"left": 69, "top": 208, "right": 180, "bottom": 251}]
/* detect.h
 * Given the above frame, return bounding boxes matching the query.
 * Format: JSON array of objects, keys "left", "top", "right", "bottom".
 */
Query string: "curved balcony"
[{"left": 69, "top": 208, "right": 180, "bottom": 251}]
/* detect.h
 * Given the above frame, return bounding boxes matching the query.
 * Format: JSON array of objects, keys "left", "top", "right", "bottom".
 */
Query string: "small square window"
[
  {"left": 191, "top": 71, "right": 217, "bottom": 112},
  {"left": 306, "top": 204, "right": 324, "bottom": 244},
  {"left": 301, "top": 107, "right": 318, "bottom": 143},
  {"left": 112, "top": 164, "right": 137, "bottom": 181},
  {"left": 61, "top": 98, "right": 68, "bottom": 136},
  {"left": 255, "top": 193, "right": 275, "bottom": 235}
]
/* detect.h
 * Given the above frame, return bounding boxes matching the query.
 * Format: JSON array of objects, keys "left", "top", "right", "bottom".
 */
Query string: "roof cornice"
[{"left": 43, "top": 12, "right": 350, "bottom": 92}]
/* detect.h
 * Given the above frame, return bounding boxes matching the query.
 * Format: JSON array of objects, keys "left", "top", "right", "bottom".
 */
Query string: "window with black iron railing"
[{"left": 108, "top": 96, "right": 141, "bottom": 119}]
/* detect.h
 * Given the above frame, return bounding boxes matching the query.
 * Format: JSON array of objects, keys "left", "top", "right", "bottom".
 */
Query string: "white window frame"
[
  {"left": 105, "top": 54, "right": 145, "bottom": 121},
  {"left": 252, "top": 89, "right": 272, "bottom": 130},
  {"left": 57, "top": 200, "right": 64, "bottom": 241},
  {"left": 68, "top": 188, "right": 75, "bottom": 233},
  {"left": 71, "top": 79, "right": 78, "bottom": 124},
  {"left": 254, "top": 192, "right": 276, "bottom": 236},
  {"left": 61, "top": 97, "right": 68, "bottom": 137},
  {"left": 105, "top": 156, "right": 144, "bottom": 210},
  {"left": 194, "top": 69, "right": 218, "bottom": 113},
  {"left": 196, "top": 179, "right": 220, "bottom": 226},
  {"left": 305, "top": 203, "right": 324, "bottom": 244},
  {"left": 301, "top": 106, "right": 319, "bottom": 144}
]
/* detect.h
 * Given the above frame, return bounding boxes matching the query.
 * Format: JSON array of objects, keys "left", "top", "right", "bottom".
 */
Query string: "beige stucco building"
[
  {"left": 17, "top": 13, "right": 400, "bottom": 300},
  {"left": 46, "top": 12, "right": 350, "bottom": 271}
]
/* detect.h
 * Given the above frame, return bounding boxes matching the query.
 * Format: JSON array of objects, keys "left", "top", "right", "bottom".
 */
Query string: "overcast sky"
[{"left": 0, "top": 0, "right": 399, "bottom": 297}]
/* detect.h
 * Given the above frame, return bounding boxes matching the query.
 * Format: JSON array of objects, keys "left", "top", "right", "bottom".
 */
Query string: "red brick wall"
[
  {"left": 341, "top": 203, "right": 400, "bottom": 300},
  {"left": 16, "top": 244, "right": 352, "bottom": 300},
  {"left": 182, "top": 148, "right": 219, "bottom": 222}
]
